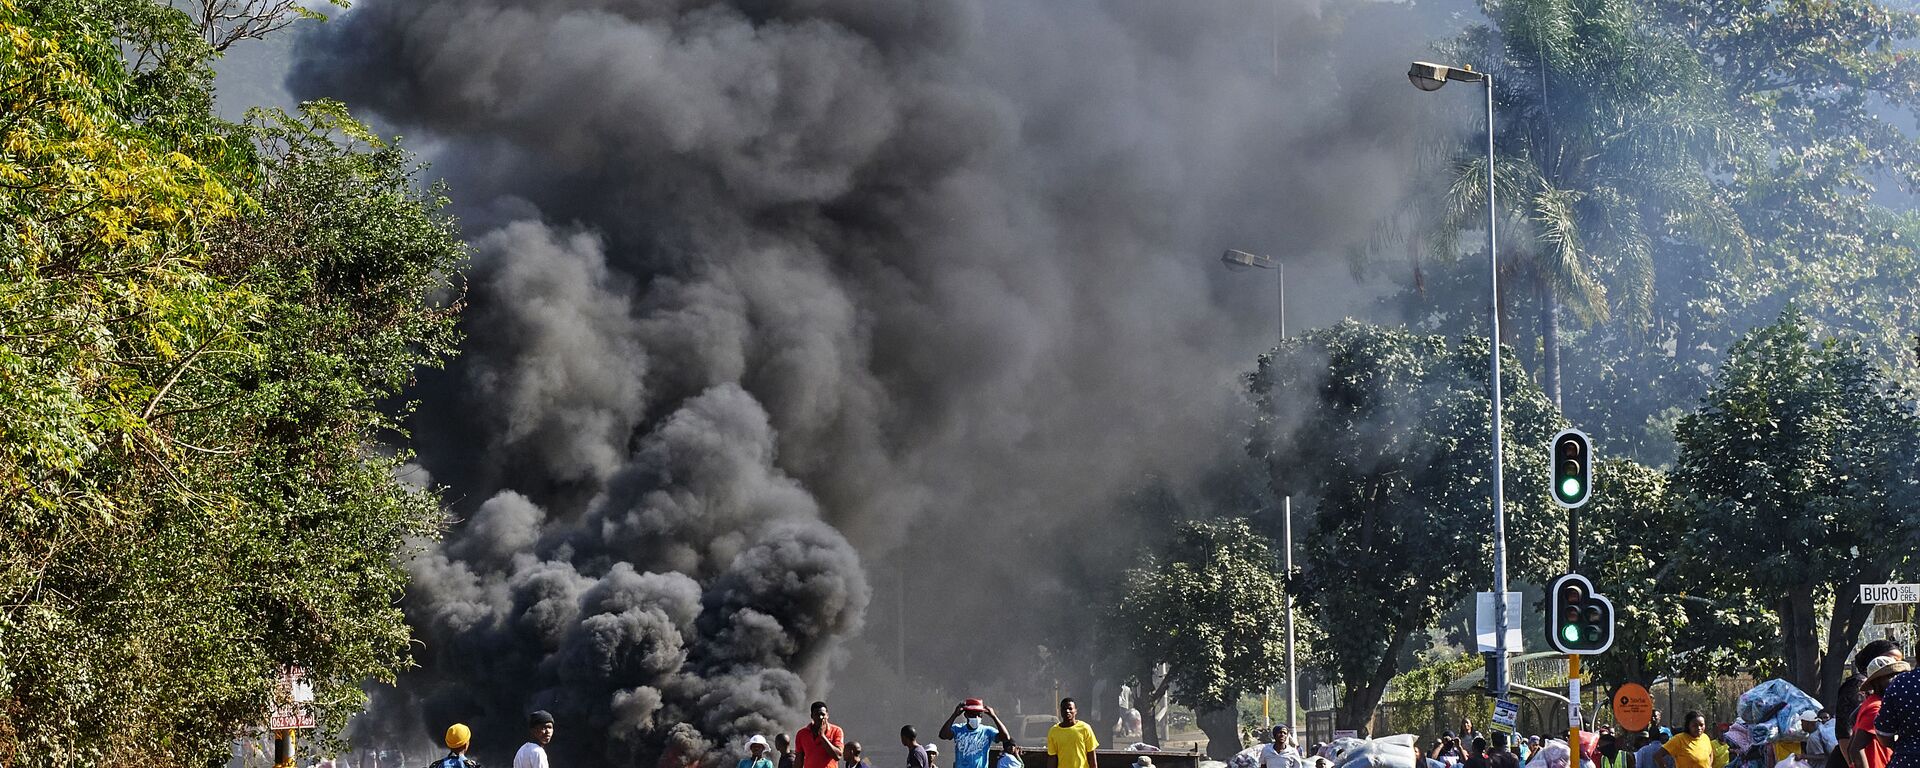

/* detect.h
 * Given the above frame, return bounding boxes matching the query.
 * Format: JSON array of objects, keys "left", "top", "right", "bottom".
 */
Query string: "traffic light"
[
  {"left": 1546, "top": 573, "right": 1615, "bottom": 654},
  {"left": 1551, "top": 429, "right": 1593, "bottom": 508}
]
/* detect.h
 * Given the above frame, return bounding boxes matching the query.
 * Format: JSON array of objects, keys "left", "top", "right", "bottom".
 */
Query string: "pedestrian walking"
[
  {"left": 1660, "top": 712, "right": 1713, "bottom": 768},
  {"left": 1490, "top": 733, "right": 1520, "bottom": 768},
  {"left": 1598, "top": 733, "right": 1626, "bottom": 768},
  {"left": 1261, "top": 725, "right": 1305, "bottom": 768},
  {"left": 516, "top": 711, "right": 555, "bottom": 768},
  {"left": 795, "top": 702, "right": 847, "bottom": 768},
  {"left": 434, "top": 724, "right": 478, "bottom": 768},
  {"left": 1636, "top": 730, "right": 1673, "bottom": 768},
  {"left": 741, "top": 736, "right": 776, "bottom": 768},
  {"left": 1851, "top": 657, "right": 1908, "bottom": 768},
  {"left": 941, "top": 699, "right": 1013, "bottom": 768},
  {"left": 1839, "top": 642, "right": 1906, "bottom": 768},
  {"left": 904, "top": 727, "right": 931, "bottom": 768},
  {"left": 1875, "top": 663, "right": 1919, "bottom": 768},
  {"left": 1047, "top": 699, "right": 1100, "bottom": 768},
  {"left": 780, "top": 733, "right": 797, "bottom": 768}
]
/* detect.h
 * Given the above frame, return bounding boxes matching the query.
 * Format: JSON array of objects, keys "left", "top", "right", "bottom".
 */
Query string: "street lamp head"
[
  {"left": 1409, "top": 61, "right": 1450, "bottom": 91},
  {"left": 1222, "top": 249, "right": 1277, "bottom": 271},
  {"left": 1408, "top": 61, "right": 1487, "bottom": 91}
]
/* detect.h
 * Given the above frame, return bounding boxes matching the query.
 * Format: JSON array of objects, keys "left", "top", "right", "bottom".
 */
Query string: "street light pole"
[
  {"left": 1220, "top": 249, "right": 1299, "bottom": 731},
  {"left": 1409, "top": 61, "right": 1508, "bottom": 699},
  {"left": 1278, "top": 260, "right": 1299, "bottom": 736}
]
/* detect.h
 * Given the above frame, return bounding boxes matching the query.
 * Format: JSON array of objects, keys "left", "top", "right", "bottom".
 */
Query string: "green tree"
[
  {"left": 1427, "top": 0, "right": 1745, "bottom": 408},
  {"left": 1112, "top": 519, "right": 1289, "bottom": 758},
  {"left": 1245, "top": 321, "right": 1566, "bottom": 730},
  {"left": 0, "top": 1, "right": 463, "bottom": 762},
  {"left": 1671, "top": 310, "right": 1920, "bottom": 704}
]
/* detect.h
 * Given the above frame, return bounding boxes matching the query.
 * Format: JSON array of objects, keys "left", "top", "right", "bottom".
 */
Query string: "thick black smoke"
[{"left": 291, "top": 0, "right": 1445, "bottom": 764}]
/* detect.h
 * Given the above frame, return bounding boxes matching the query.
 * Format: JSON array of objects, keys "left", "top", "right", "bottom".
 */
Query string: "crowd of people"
[
  {"left": 408, "top": 638, "right": 1920, "bottom": 768},
  {"left": 418, "top": 697, "right": 1108, "bottom": 768},
  {"left": 1363, "top": 639, "right": 1919, "bottom": 768}
]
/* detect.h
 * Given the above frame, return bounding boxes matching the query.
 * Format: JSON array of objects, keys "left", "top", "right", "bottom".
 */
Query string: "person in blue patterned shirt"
[
  {"left": 1876, "top": 668, "right": 1919, "bottom": 768},
  {"left": 941, "top": 699, "right": 1013, "bottom": 768}
]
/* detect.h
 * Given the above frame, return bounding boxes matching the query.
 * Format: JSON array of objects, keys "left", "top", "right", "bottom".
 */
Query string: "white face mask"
[{"left": 967, "top": 717, "right": 982, "bottom": 729}]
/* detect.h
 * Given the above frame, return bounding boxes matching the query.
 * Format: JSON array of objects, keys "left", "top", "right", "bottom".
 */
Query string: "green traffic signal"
[
  {"left": 1551, "top": 429, "right": 1593, "bottom": 508},
  {"left": 1546, "top": 573, "right": 1616, "bottom": 654}
]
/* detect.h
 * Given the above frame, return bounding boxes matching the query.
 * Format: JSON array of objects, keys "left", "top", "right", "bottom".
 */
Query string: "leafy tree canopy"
[
  {"left": 0, "top": 0, "right": 464, "bottom": 762},
  {"left": 1669, "top": 310, "right": 1920, "bottom": 701},
  {"left": 1246, "top": 321, "right": 1567, "bottom": 729}
]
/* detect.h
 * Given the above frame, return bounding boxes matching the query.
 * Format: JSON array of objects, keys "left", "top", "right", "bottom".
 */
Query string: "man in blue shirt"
[{"left": 941, "top": 699, "right": 1013, "bottom": 768}]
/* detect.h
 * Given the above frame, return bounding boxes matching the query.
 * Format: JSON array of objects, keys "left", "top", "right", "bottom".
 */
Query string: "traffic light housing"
[
  {"left": 1546, "top": 573, "right": 1615, "bottom": 654},
  {"left": 1551, "top": 429, "right": 1593, "bottom": 508}
]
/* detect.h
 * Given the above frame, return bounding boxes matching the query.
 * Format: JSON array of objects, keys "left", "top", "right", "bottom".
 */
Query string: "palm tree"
[{"left": 1430, "top": 0, "right": 1749, "bottom": 407}]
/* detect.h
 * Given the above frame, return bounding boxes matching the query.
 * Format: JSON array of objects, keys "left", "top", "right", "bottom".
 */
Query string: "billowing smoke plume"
[{"left": 290, "top": 0, "right": 1443, "bottom": 764}]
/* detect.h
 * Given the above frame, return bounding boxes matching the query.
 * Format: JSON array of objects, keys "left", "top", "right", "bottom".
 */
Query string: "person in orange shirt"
[{"left": 796, "top": 701, "right": 847, "bottom": 768}]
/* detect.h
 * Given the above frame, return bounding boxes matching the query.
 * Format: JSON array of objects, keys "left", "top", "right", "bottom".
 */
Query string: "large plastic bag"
[
  {"left": 1327, "top": 735, "right": 1422, "bottom": 768},
  {"left": 1525, "top": 739, "right": 1572, "bottom": 768},
  {"left": 1737, "top": 680, "right": 1822, "bottom": 743}
]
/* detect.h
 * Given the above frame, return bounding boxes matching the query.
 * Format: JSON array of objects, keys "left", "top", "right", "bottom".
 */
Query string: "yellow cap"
[{"left": 446, "top": 723, "right": 471, "bottom": 751}]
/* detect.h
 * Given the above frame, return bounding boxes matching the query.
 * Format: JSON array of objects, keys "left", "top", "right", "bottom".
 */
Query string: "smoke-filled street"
[{"left": 2, "top": 0, "right": 1918, "bottom": 766}]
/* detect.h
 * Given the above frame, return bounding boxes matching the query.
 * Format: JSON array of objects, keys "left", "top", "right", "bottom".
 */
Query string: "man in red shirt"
[{"left": 795, "top": 701, "right": 847, "bottom": 768}]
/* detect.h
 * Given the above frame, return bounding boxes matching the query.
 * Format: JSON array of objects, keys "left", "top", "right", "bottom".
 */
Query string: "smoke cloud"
[{"left": 290, "top": 0, "right": 1449, "bottom": 764}]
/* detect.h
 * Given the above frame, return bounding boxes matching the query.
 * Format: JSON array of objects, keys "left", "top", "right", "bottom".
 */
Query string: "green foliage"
[
  {"left": 1245, "top": 321, "right": 1566, "bottom": 726},
  {"left": 1113, "top": 519, "right": 1290, "bottom": 713},
  {"left": 1386, "top": 655, "right": 1484, "bottom": 704},
  {"left": 0, "top": 1, "right": 462, "bottom": 763},
  {"left": 1668, "top": 310, "right": 1920, "bottom": 693}
]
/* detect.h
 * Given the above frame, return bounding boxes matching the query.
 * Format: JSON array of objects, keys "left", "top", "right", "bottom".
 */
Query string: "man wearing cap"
[
  {"left": 942, "top": 699, "right": 1013, "bottom": 768},
  {"left": 435, "top": 724, "right": 479, "bottom": 768},
  {"left": 517, "top": 710, "right": 555, "bottom": 768},
  {"left": 742, "top": 736, "right": 777, "bottom": 768},
  {"left": 1804, "top": 711, "right": 1840, "bottom": 768},
  {"left": 1261, "top": 725, "right": 1305, "bottom": 768}
]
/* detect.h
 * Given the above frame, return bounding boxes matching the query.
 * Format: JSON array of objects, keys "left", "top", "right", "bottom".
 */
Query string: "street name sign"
[{"left": 1861, "top": 583, "right": 1920, "bottom": 604}]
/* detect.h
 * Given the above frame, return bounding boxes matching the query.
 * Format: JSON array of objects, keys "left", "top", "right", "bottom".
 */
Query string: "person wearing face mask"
[{"left": 942, "top": 699, "right": 1013, "bottom": 768}]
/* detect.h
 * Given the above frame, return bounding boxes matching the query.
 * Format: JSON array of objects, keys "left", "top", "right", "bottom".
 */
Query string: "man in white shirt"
[
  {"left": 1261, "top": 726, "right": 1306, "bottom": 768},
  {"left": 516, "top": 710, "right": 555, "bottom": 768}
]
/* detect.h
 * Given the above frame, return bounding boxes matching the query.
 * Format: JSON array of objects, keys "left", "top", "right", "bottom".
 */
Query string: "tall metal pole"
[
  {"left": 1484, "top": 74, "right": 1511, "bottom": 701},
  {"left": 1279, "top": 261, "right": 1299, "bottom": 734}
]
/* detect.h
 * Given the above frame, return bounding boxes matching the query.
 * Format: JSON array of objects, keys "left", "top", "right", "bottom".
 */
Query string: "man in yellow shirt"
[
  {"left": 1663, "top": 712, "right": 1715, "bottom": 768},
  {"left": 1048, "top": 698, "right": 1100, "bottom": 768}
]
